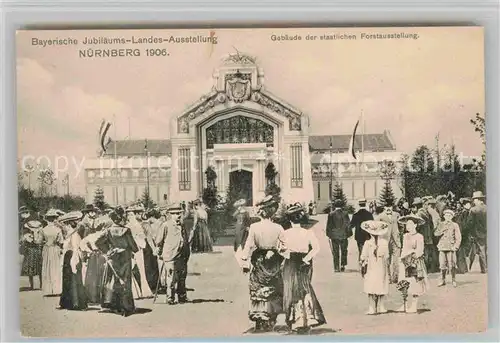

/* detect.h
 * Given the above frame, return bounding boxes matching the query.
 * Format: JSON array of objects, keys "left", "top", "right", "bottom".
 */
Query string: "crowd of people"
[
  {"left": 18, "top": 188, "right": 487, "bottom": 333},
  {"left": 325, "top": 190, "right": 487, "bottom": 315},
  {"left": 19, "top": 199, "right": 214, "bottom": 316}
]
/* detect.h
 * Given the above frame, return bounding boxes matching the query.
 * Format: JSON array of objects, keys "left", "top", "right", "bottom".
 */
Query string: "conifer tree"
[{"left": 93, "top": 186, "right": 107, "bottom": 211}]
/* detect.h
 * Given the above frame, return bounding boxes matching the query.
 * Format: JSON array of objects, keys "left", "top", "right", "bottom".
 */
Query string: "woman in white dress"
[
  {"left": 126, "top": 205, "right": 153, "bottom": 299},
  {"left": 278, "top": 204, "right": 326, "bottom": 332},
  {"left": 359, "top": 220, "right": 390, "bottom": 315}
]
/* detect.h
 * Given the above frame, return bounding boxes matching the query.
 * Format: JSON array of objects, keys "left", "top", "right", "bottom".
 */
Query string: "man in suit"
[
  {"left": 378, "top": 201, "right": 401, "bottom": 283},
  {"left": 467, "top": 191, "right": 487, "bottom": 273},
  {"left": 349, "top": 199, "right": 373, "bottom": 260},
  {"left": 326, "top": 199, "right": 351, "bottom": 272}
]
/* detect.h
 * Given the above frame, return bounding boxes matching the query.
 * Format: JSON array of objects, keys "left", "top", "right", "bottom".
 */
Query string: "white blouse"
[{"left": 279, "top": 224, "right": 320, "bottom": 263}]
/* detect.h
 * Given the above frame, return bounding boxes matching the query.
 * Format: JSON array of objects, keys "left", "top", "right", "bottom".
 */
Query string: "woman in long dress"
[
  {"left": 20, "top": 220, "right": 44, "bottom": 290},
  {"left": 58, "top": 211, "right": 88, "bottom": 311},
  {"left": 240, "top": 195, "right": 284, "bottom": 332},
  {"left": 278, "top": 204, "right": 326, "bottom": 332},
  {"left": 397, "top": 214, "right": 431, "bottom": 313},
  {"left": 95, "top": 206, "right": 139, "bottom": 317},
  {"left": 41, "top": 214, "right": 65, "bottom": 296},
  {"left": 126, "top": 206, "right": 153, "bottom": 299},
  {"left": 360, "top": 221, "right": 390, "bottom": 315},
  {"left": 143, "top": 209, "right": 160, "bottom": 293},
  {"left": 80, "top": 229, "right": 106, "bottom": 304},
  {"left": 191, "top": 200, "right": 213, "bottom": 253}
]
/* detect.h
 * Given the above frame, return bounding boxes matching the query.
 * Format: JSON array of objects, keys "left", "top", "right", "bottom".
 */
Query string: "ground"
[{"left": 20, "top": 214, "right": 488, "bottom": 338}]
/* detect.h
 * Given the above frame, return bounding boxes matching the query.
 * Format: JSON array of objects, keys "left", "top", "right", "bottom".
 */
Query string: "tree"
[
  {"left": 93, "top": 186, "right": 107, "bottom": 211},
  {"left": 37, "top": 167, "right": 56, "bottom": 197},
  {"left": 379, "top": 181, "right": 396, "bottom": 207},
  {"left": 411, "top": 145, "right": 435, "bottom": 173},
  {"left": 202, "top": 166, "right": 218, "bottom": 209},
  {"left": 470, "top": 112, "right": 486, "bottom": 168},
  {"left": 332, "top": 182, "right": 347, "bottom": 207},
  {"left": 140, "top": 189, "right": 156, "bottom": 209},
  {"left": 264, "top": 162, "right": 281, "bottom": 199}
]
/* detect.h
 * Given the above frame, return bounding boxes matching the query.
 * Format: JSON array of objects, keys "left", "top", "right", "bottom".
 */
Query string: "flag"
[
  {"left": 348, "top": 119, "right": 360, "bottom": 160},
  {"left": 99, "top": 120, "right": 112, "bottom": 152}
]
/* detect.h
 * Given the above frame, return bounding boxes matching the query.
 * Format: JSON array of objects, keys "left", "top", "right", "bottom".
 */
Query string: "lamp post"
[{"left": 144, "top": 139, "right": 151, "bottom": 209}]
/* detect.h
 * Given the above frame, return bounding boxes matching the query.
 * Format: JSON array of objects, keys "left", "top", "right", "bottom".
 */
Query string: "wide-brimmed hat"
[
  {"left": 459, "top": 197, "right": 472, "bottom": 205},
  {"left": 19, "top": 206, "right": 30, "bottom": 216},
  {"left": 24, "top": 220, "right": 42, "bottom": 230},
  {"left": 443, "top": 209, "right": 455, "bottom": 217},
  {"left": 82, "top": 204, "right": 99, "bottom": 213},
  {"left": 286, "top": 204, "right": 304, "bottom": 216},
  {"left": 233, "top": 199, "right": 246, "bottom": 207},
  {"left": 166, "top": 203, "right": 183, "bottom": 215},
  {"left": 361, "top": 220, "right": 389, "bottom": 236},
  {"left": 58, "top": 211, "right": 84, "bottom": 224},
  {"left": 412, "top": 197, "right": 423, "bottom": 206},
  {"left": 109, "top": 206, "right": 127, "bottom": 224},
  {"left": 126, "top": 203, "right": 145, "bottom": 213},
  {"left": 44, "top": 208, "right": 61, "bottom": 218},
  {"left": 472, "top": 191, "right": 485, "bottom": 200},
  {"left": 398, "top": 214, "right": 425, "bottom": 226},
  {"left": 256, "top": 195, "right": 276, "bottom": 209}
]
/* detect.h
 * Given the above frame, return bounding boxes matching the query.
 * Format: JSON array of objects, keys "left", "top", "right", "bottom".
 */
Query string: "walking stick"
[
  {"left": 104, "top": 258, "right": 125, "bottom": 285},
  {"left": 153, "top": 260, "right": 165, "bottom": 304}
]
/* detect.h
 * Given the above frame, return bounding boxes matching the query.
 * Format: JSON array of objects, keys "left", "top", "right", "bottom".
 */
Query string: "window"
[
  {"left": 290, "top": 144, "right": 303, "bottom": 188},
  {"left": 178, "top": 147, "right": 191, "bottom": 191},
  {"left": 121, "top": 170, "right": 128, "bottom": 178}
]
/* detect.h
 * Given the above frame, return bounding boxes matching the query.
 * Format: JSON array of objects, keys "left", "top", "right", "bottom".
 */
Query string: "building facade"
[{"left": 84, "top": 53, "right": 403, "bottom": 209}]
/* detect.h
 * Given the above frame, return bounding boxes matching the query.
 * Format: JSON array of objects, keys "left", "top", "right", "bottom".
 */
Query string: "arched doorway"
[{"left": 229, "top": 170, "right": 253, "bottom": 206}]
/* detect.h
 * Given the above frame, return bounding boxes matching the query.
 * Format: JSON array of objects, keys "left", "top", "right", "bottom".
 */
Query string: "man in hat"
[
  {"left": 467, "top": 191, "right": 487, "bottom": 273},
  {"left": 349, "top": 199, "right": 374, "bottom": 260},
  {"left": 241, "top": 195, "right": 284, "bottom": 332},
  {"left": 425, "top": 197, "right": 440, "bottom": 229},
  {"left": 378, "top": 201, "right": 401, "bottom": 283},
  {"left": 414, "top": 197, "right": 439, "bottom": 273},
  {"left": 456, "top": 198, "right": 472, "bottom": 273},
  {"left": 156, "top": 203, "right": 190, "bottom": 304},
  {"left": 434, "top": 209, "right": 462, "bottom": 287},
  {"left": 326, "top": 199, "right": 351, "bottom": 272}
]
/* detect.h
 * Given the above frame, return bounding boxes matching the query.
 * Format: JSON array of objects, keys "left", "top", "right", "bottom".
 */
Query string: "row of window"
[
  {"left": 314, "top": 179, "right": 396, "bottom": 200},
  {"left": 88, "top": 168, "right": 170, "bottom": 179}
]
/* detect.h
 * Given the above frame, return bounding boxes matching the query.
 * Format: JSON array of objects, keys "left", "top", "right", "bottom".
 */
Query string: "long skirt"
[
  {"left": 85, "top": 251, "right": 106, "bottom": 303},
  {"left": 132, "top": 250, "right": 153, "bottom": 299},
  {"left": 101, "top": 251, "right": 135, "bottom": 314},
  {"left": 41, "top": 245, "right": 62, "bottom": 295},
  {"left": 59, "top": 250, "right": 88, "bottom": 310},
  {"left": 363, "top": 255, "right": 389, "bottom": 295},
  {"left": 143, "top": 242, "right": 159, "bottom": 292},
  {"left": 21, "top": 243, "right": 42, "bottom": 276},
  {"left": 234, "top": 225, "right": 249, "bottom": 252},
  {"left": 191, "top": 220, "right": 213, "bottom": 253},
  {"left": 248, "top": 249, "right": 284, "bottom": 323},
  {"left": 282, "top": 253, "right": 326, "bottom": 330},
  {"left": 398, "top": 257, "right": 430, "bottom": 296}
]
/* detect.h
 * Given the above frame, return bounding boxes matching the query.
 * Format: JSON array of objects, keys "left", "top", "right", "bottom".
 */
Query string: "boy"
[{"left": 434, "top": 209, "right": 462, "bottom": 287}]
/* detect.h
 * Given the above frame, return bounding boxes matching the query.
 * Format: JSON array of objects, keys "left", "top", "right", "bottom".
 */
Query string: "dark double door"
[{"left": 229, "top": 170, "right": 253, "bottom": 206}]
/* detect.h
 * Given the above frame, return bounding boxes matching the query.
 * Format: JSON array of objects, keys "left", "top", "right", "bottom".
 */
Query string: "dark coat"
[
  {"left": 417, "top": 208, "right": 434, "bottom": 245},
  {"left": 468, "top": 203, "right": 487, "bottom": 244},
  {"left": 350, "top": 209, "right": 373, "bottom": 244},
  {"left": 326, "top": 208, "right": 351, "bottom": 240}
]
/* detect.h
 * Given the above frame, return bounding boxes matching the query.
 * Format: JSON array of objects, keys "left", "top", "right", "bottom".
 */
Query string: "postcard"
[{"left": 16, "top": 26, "right": 486, "bottom": 338}]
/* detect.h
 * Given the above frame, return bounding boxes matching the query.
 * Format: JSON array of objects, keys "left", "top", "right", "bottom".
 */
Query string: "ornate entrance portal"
[
  {"left": 229, "top": 170, "right": 253, "bottom": 206},
  {"left": 169, "top": 52, "right": 314, "bottom": 205}
]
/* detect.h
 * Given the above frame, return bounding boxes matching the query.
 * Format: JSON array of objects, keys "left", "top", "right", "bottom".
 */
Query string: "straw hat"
[
  {"left": 126, "top": 203, "right": 145, "bottom": 213},
  {"left": 24, "top": 220, "right": 42, "bottom": 230},
  {"left": 45, "top": 208, "right": 61, "bottom": 218},
  {"left": 472, "top": 191, "right": 485, "bottom": 200},
  {"left": 58, "top": 211, "right": 84, "bottom": 224},
  {"left": 167, "top": 203, "right": 183, "bottom": 215},
  {"left": 412, "top": 197, "right": 423, "bottom": 206},
  {"left": 398, "top": 214, "right": 425, "bottom": 226},
  {"left": 361, "top": 220, "right": 389, "bottom": 236},
  {"left": 233, "top": 199, "right": 246, "bottom": 207},
  {"left": 256, "top": 195, "right": 276, "bottom": 208}
]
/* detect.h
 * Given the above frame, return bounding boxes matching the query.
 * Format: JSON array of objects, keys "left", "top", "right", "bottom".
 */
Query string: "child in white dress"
[{"left": 360, "top": 220, "right": 390, "bottom": 315}]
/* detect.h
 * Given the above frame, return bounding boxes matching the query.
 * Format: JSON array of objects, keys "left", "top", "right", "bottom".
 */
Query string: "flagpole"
[
  {"left": 361, "top": 109, "right": 366, "bottom": 198},
  {"left": 145, "top": 139, "right": 151, "bottom": 209},
  {"left": 113, "top": 114, "right": 118, "bottom": 206}
]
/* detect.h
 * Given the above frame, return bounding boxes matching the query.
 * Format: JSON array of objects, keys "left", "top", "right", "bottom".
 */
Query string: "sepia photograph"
[{"left": 16, "top": 26, "right": 486, "bottom": 338}]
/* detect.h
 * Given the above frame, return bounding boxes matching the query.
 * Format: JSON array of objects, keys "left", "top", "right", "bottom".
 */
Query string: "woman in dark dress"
[
  {"left": 278, "top": 204, "right": 326, "bottom": 333},
  {"left": 233, "top": 199, "right": 250, "bottom": 252},
  {"left": 190, "top": 200, "right": 213, "bottom": 253},
  {"left": 20, "top": 219, "right": 44, "bottom": 290},
  {"left": 58, "top": 211, "right": 88, "bottom": 311},
  {"left": 95, "top": 206, "right": 139, "bottom": 317}
]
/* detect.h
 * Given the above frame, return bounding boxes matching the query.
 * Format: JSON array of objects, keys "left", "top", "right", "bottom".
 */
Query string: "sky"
[{"left": 16, "top": 27, "right": 485, "bottom": 195}]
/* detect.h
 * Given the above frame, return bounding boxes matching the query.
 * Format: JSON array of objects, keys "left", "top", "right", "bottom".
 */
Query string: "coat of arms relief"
[{"left": 225, "top": 71, "right": 251, "bottom": 103}]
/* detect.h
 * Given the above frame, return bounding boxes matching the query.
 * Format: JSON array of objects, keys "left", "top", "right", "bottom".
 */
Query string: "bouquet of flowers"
[{"left": 396, "top": 280, "right": 410, "bottom": 312}]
